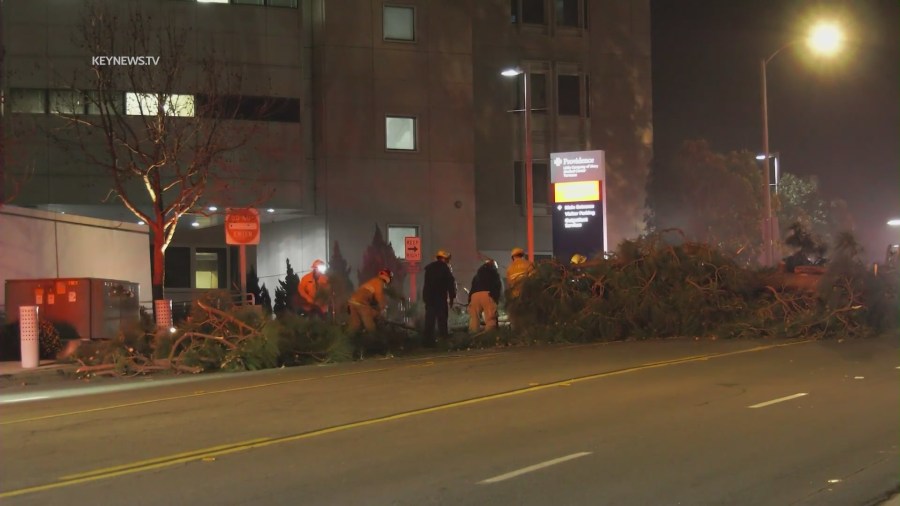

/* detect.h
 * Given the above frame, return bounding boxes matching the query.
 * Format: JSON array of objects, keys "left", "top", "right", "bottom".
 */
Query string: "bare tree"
[{"left": 57, "top": 1, "right": 276, "bottom": 305}]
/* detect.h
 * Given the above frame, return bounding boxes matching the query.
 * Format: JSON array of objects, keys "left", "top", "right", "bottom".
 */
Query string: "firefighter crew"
[
  {"left": 468, "top": 259, "right": 502, "bottom": 333},
  {"left": 422, "top": 249, "right": 456, "bottom": 347},
  {"left": 298, "top": 259, "right": 330, "bottom": 318},
  {"left": 505, "top": 247, "right": 534, "bottom": 298},
  {"left": 348, "top": 269, "right": 393, "bottom": 334}
]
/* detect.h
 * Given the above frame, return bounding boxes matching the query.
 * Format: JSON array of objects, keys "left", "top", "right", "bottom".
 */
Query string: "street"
[{"left": 1, "top": 336, "right": 897, "bottom": 505}]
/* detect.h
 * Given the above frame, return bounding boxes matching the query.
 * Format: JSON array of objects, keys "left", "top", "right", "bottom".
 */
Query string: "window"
[
  {"left": 384, "top": 5, "right": 415, "bottom": 41},
  {"left": 232, "top": 0, "right": 265, "bottom": 4},
  {"left": 126, "top": 93, "right": 194, "bottom": 117},
  {"left": 197, "top": 0, "right": 229, "bottom": 3},
  {"left": 388, "top": 225, "right": 419, "bottom": 260},
  {"left": 557, "top": 74, "right": 581, "bottom": 115},
  {"left": 164, "top": 247, "right": 191, "bottom": 289},
  {"left": 195, "top": 95, "right": 300, "bottom": 122},
  {"left": 10, "top": 89, "right": 46, "bottom": 113},
  {"left": 49, "top": 90, "right": 84, "bottom": 115},
  {"left": 386, "top": 116, "right": 416, "bottom": 151},
  {"left": 267, "top": 0, "right": 298, "bottom": 6},
  {"left": 514, "top": 161, "right": 550, "bottom": 205},
  {"left": 515, "top": 73, "right": 547, "bottom": 112},
  {"left": 555, "top": 0, "right": 580, "bottom": 27},
  {"left": 522, "top": 0, "right": 545, "bottom": 24},
  {"left": 195, "top": 248, "right": 227, "bottom": 289}
]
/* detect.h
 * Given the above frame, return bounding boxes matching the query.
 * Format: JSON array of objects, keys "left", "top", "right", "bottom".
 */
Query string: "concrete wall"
[
  {"left": 0, "top": 206, "right": 151, "bottom": 309},
  {"left": 256, "top": 216, "right": 328, "bottom": 291}
]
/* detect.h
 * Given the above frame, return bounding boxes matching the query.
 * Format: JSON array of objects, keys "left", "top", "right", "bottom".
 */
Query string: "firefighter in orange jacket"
[
  {"left": 298, "top": 259, "right": 330, "bottom": 318},
  {"left": 348, "top": 269, "right": 393, "bottom": 334}
]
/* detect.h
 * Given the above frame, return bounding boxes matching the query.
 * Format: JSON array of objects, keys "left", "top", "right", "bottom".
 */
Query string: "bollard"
[
  {"left": 19, "top": 306, "right": 40, "bottom": 369},
  {"left": 154, "top": 299, "right": 173, "bottom": 331}
]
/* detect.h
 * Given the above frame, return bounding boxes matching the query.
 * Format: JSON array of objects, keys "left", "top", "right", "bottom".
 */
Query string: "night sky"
[{"left": 651, "top": 0, "right": 899, "bottom": 262}]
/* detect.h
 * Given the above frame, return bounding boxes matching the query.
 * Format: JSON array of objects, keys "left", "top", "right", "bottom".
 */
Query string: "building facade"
[{"left": 1, "top": 0, "right": 651, "bottom": 304}]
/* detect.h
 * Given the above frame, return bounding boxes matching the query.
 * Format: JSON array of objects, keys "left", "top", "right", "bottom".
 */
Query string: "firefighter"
[
  {"left": 348, "top": 268, "right": 393, "bottom": 334},
  {"left": 422, "top": 249, "right": 456, "bottom": 347},
  {"left": 505, "top": 247, "right": 534, "bottom": 298},
  {"left": 468, "top": 259, "right": 502, "bottom": 333},
  {"left": 298, "top": 259, "right": 330, "bottom": 318}
]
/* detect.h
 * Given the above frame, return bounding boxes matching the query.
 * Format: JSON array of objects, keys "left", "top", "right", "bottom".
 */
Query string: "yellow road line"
[
  {"left": 0, "top": 340, "right": 808, "bottom": 499},
  {"left": 1, "top": 353, "right": 503, "bottom": 425}
]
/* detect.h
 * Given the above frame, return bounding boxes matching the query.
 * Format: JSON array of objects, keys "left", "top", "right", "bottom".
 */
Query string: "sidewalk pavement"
[{"left": 0, "top": 360, "right": 80, "bottom": 383}]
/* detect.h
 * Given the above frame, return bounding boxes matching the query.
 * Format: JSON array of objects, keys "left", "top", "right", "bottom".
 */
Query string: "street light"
[
  {"left": 755, "top": 152, "right": 780, "bottom": 194},
  {"left": 887, "top": 219, "right": 900, "bottom": 227},
  {"left": 760, "top": 21, "right": 843, "bottom": 266},
  {"left": 501, "top": 67, "right": 534, "bottom": 262}
]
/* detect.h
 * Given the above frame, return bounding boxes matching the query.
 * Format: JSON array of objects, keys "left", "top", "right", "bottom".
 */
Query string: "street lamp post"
[
  {"left": 759, "top": 21, "right": 843, "bottom": 267},
  {"left": 756, "top": 152, "right": 781, "bottom": 194},
  {"left": 502, "top": 67, "right": 534, "bottom": 262}
]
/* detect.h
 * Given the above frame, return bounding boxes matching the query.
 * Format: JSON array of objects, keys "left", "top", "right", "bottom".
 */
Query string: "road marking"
[
  {"left": 0, "top": 367, "right": 390, "bottom": 425},
  {"left": 1, "top": 396, "right": 49, "bottom": 404},
  {"left": 748, "top": 392, "right": 808, "bottom": 408},
  {"left": 0, "top": 340, "right": 810, "bottom": 499},
  {"left": 479, "top": 452, "right": 592, "bottom": 484},
  {"left": 1, "top": 354, "right": 503, "bottom": 426}
]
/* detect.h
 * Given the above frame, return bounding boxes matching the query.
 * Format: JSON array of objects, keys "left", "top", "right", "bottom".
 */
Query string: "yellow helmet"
[
  {"left": 510, "top": 247, "right": 525, "bottom": 259},
  {"left": 571, "top": 254, "right": 587, "bottom": 265},
  {"left": 435, "top": 249, "right": 452, "bottom": 260}
]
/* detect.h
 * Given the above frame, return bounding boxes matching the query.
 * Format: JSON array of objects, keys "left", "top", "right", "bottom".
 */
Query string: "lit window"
[
  {"left": 49, "top": 90, "right": 84, "bottom": 115},
  {"left": 233, "top": 0, "right": 265, "bottom": 4},
  {"left": 386, "top": 116, "right": 416, "bottom": 151},
  {"left": 197, "top": 0, "right": 229, "bottom": 3},
  {"left": 10, "top": 89, "right": 46, "bottom": 113},
  {"left": 195, "top": 249, "right": 226, "bottom": 289},
  {"left": 384, "top": 5, "right": 415, "bottom": 41},
  {"left": 388, "top": 225, "right": 419, "bottom": 260},
  {"left": 164, "top": 94, "right": 195, "bottom": 117},
  {"left": 126, "top": 93, "right": 159, "bottom": 115},
  {"left": 126, "top": 93, "right": 195, "bottom": 117}
]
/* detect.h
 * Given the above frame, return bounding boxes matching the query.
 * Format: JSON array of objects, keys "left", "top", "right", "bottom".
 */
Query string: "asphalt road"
[{"left": 1, "top": 336, "right": 897, "bottom": 505}]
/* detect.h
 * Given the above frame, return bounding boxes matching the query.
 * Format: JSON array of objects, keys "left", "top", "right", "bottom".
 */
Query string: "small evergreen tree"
[
  {"left": 357, "top": 225, "right": 406, "bottom": 292},
  {"left": 329, "top": 240, "right": 355, "bottom": 321},
  {"left": 259, "top": 283, "right": 273, "bottom": 314},
  {"left": 273, "top": 259, "right": 300, "bottom": 314}
]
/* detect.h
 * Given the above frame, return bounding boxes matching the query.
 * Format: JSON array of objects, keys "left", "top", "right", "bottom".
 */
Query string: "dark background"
[{"left": 651, "top": 0, "right": 899, "bottom": 262}]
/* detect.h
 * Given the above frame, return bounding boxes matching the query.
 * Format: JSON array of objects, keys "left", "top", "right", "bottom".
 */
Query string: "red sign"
[{"left": 225, "top": 208, "right": 260, "bottom": 245}]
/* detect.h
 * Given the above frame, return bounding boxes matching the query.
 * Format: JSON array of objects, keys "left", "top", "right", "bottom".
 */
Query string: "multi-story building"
[{"left": 0, "top": 0, "right": 651, "bottom": 304}]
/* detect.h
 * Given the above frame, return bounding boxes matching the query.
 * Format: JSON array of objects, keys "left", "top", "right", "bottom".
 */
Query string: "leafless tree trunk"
[{"left": 56, "top": 1, "right": 276, "bottom": 305}]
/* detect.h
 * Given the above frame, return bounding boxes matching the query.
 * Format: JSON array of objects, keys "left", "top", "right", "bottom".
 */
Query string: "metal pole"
[
  {"left": 239, "top": 244, "right": 247, "bottom": 305},
  {"left": 524, "top": 70, "right": 534, "bottom": 262},
  {"left": 761, "top": 59, "right": 773, "bottom": 267}
]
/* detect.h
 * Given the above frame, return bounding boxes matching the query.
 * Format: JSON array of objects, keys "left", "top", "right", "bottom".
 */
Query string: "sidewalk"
[{"left": 0, "top": 360, "right": 80, "bottom": 383}]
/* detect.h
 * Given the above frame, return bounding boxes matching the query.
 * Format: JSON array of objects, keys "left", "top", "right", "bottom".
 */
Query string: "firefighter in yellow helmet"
[
  {"left": 298, "top": 259, "right": 330, "bottom": 318},
  {"left": 348, "top": 269, "right": 393, "bottom": 334},
  {"left": 505, "top": 247, "right": 534, "bottom": 299}
]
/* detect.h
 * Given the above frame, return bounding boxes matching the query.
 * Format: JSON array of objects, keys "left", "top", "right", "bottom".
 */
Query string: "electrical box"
[{"left": 4, "top": 278, "right": 141, "bottom": 339}]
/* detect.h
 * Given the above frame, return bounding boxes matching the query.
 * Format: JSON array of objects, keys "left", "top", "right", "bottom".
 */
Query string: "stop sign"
[{"left": 225, "top": 208, "right": 260, "bottom": 245}]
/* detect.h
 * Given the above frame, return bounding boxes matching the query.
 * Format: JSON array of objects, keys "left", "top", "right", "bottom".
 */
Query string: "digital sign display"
[
  {"left": 550, "top": 150, "right": 607, "bottom": 262},
  {"left": 552, "top": 200, "right": 606, "bottom": 262}
]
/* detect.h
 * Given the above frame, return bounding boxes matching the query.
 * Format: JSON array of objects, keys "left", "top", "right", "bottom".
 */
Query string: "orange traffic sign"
[{"left": 225, "top": 208, "right": 260, "bottom": 245}]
